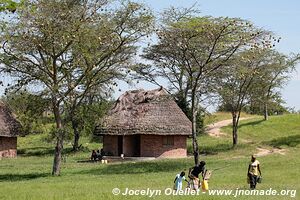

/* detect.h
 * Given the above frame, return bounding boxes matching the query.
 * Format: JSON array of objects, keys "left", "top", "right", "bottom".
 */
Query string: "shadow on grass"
[
  {"left": 263, "top": 134, "right": 300, "bottom": 148},
  {"left": 238, "top": 119, "right": 264, "bottom": 129},
  {"left": 0, "top": 173, "right": 49, "bottom": 182},
  {"left": 199, "top": 143, "right": 234, "bottom": 155},
  {"left": 18, "top": 147, "right": 54, "bottom": 157},
  {"left": 76, "top": 159, "right": 192, "bottom": 175},
  {"left": 18, "top": 147, "right": 74, "bottom": 157},
  {"left": 188, "top": 142, "right": 246, "bottom": 155}
]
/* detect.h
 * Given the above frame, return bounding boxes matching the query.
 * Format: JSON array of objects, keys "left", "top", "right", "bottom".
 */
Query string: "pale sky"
[{"left": 123, "top": 0, "right": 300, "bottom": 111}]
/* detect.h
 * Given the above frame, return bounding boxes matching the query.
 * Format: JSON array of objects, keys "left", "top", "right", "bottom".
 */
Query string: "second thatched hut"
[{"left": 0, "top": 102, "right": 23, "bottom": 158}]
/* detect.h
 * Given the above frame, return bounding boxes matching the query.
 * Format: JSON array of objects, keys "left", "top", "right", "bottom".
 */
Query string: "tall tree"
[
  {"left": 137, "top": 10, "right": 272, "bottom": 164},
  {"left": 215, "top": 49, "right": 298, "bottom": 146},
  {"left": 251, "top": 51, "right": 298, "bottom": 120},
  {"left": 0, "top": 0, "right": 153, "bottom": 175}
]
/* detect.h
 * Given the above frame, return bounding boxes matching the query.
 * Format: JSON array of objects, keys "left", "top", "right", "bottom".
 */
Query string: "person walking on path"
[{"left": 247, "top": 155, "right": 262, "bottom": 189}]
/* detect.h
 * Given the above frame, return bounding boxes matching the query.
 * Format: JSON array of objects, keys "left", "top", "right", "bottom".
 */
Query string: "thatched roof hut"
[
  {"left": 0, "top": 102, "right": 23, "bottom": 137},
  {"left": 95, "top": 87, "right": 192, "bottom": 136},
  {"left": 95, "top": 87, "right": 192, "bottom": 158},
  {"left": 0, "top": 101, "right": 23, "bottom": 158}
]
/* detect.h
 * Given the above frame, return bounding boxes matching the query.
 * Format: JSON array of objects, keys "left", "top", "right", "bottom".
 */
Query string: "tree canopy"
[
  {"left": 135, "top": 9, "right": 277, "bottom": 164},
  {"left": 0, "top": 0, "right": 153, "bottom": 175}
]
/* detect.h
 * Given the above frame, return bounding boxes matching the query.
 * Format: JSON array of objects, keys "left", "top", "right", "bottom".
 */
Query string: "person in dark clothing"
[
  {"left": 188, "top": 161, "right": 207, "bottom": 190},
  {"left": 190, "top": 161, "right": 206, "bottom": 178},
  {"left": 91, "top": 150, "right": 97, "bottom": 161}
]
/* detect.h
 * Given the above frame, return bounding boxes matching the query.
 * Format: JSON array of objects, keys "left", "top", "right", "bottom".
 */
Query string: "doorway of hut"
[
  {"left": 132, "top": 135, "right": 140, "bottom": 157},
  {"left": 118, "top": 135, "right": 141, "bottom": 157},
  {"left": 117, "top": 135, "right": 123, "bottom": 156}
]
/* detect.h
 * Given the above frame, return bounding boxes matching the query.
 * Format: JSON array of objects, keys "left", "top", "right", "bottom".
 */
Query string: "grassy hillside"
[
  {"left": 0, "top": 114, "right": 299, "bottom": 200},
  {"left": 221, "top": 114, "right": 300, "bottom": 150}
]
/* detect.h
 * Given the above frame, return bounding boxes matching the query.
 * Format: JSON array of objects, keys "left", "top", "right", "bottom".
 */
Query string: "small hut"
[
  {"left": 94, "top": 87, "right": 192, "bottom": 158},
  {"left": 0, "top": 102, "right": 23, "bottom": 158}
]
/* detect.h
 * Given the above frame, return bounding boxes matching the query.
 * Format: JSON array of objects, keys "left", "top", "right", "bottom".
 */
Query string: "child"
[{"left": 174, "top": 171, "right": 188, "bottom": 190}]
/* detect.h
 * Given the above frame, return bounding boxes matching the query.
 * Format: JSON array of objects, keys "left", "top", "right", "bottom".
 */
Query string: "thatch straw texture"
[
  {"left": 95, "top": 87, "right": 192, "bottom": 136},
  {"left": 0, "top": 101, "right": 23, "bottom": 137}
]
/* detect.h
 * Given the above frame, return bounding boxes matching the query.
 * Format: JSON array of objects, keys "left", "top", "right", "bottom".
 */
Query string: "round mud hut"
[
  {"left": 0, "top": 102, "right": 23, "bottom": 158},
  {"left": 94, "top": 87, "right": 192, "bottom": 158}
]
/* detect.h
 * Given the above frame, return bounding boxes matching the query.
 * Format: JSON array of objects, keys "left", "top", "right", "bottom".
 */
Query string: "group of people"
[
  {"left": 174, "top": 155, "right": 262, "bottom": 191},
  {"left": 174, "top": 161, "right": 207, "bottom": 191},
  {"left": 90, "top": 149, "right": 104, "bottom": 161}
]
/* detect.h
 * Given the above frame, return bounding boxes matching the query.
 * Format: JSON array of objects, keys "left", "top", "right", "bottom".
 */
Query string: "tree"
[
  {"left": 137, "top": 9, "right": 272, "bottom": 164},
  {"left": 65, "top": 91, "right": 112, "bottom": 151},
  {"left": 250, "top": 51, "right": 299, "bottom": 120},
  {"left": 214, "top": 49, "right": 296, "bottom": 146},
  {"left": 0, "top": 0, "right": 153, "bottom": 175}
]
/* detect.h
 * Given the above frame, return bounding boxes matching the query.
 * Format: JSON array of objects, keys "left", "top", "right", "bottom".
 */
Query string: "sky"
[{"left": 126, "top": 0, "right": 300, "bottom": 111}]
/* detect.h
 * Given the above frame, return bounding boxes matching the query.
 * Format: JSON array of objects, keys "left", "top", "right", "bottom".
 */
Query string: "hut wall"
[
  {"left": 0, "top": 136, "right": 17, "bottom": 158},
  {"left": 140, "top": 135, "right": 187, "bottom": 158},
  {"left": 103, "top": 135, "right": 118, "bottom": 156}
]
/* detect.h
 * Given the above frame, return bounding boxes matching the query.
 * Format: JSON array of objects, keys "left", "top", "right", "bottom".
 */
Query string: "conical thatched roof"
[
  {"left": 94, "top": 87, "right": 192, "bottom": 136},
  {"left": 0, "top": 101, "right": 23, "bottom": 137}
]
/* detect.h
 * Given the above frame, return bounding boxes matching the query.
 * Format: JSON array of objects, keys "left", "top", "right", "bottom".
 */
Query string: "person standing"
[
  {"left": 247, "top": 155, "right": 262, "bottom": 189},
  {"left": 188, "top": 161, "right": 206, "bottom": 190},
  {"left": 174, "top": 171, "right": 188, "bottom": 190}
]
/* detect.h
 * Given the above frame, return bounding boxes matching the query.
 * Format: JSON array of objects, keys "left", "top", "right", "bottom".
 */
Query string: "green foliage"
[
  {"left": 216, "top": 49, "right": 297, "bottom": 119},
  {"left": 136, "top": 10, "right": 279, "bottom": 161},
  {"left": 67, "top": 100, "right": 112, "bottom": 137},
  {"left": 175, "top": 96, "right": 204, "bottom": 135},
  {"left": 0, "top": 0, "right": 154, "bottom": 174},
  {"left": 1, "top": 90, "right": 51, "bottom": 134},
  {"left": 243, "top": 101, "right": 290, "bottom": 115},
  {"left": 0, "top": 0, "right": 22, "bottom": 12}
]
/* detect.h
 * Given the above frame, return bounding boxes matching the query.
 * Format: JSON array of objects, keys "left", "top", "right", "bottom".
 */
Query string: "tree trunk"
[
  {"left": 191, "top": 94, "right": 199, "bottom": 166},
  {"left": 72, "top": 119, "right": 80, "bottom": 151},
  {"left": 232, "top": 112, "right": 238, "bottom": 147},
  {"left": 52, "top": 134, "right": 63, "bottom": 176},
  {"left": 264, "top": 103, "right": 268, "bottom": 121},
  {"left": 52, "top": 100, "right": 63, "bottom": 176}
]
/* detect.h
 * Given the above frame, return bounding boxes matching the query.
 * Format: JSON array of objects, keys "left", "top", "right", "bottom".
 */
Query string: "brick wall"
[
  {"left": 140, "top": 135, "right": 187, "bottom": 158},
  {"left": 0, "top": 136, "right": 17, "bottom": 158},
  {"left": 103, "top": 135, "right": 118, "bottom": 156},
  {"left": 103, "top": 134, "right": 187, "bottom": 158}
]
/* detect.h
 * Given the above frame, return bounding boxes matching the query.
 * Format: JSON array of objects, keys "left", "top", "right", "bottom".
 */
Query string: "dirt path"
[
  {"left": 206, "top": 117, "right": 252, "bottom": 137},
  {"left": 206, "top": 117, "right": 286, "bottom": 157},
  {"left": 256, "top": 147, "right": 286, "bottom": 156}
]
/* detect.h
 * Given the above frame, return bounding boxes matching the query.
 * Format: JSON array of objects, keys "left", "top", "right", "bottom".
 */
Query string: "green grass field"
[{"left": 0, "top": 114, "right": 299, "bottom": 200}]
